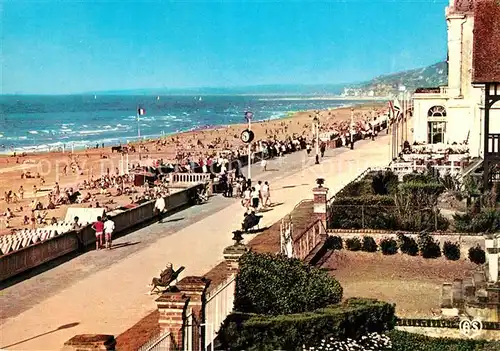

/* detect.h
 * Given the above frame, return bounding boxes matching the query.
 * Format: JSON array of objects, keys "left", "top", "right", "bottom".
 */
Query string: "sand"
[{"left": 0, "top": 103, "right": 386, "bottom": 232}]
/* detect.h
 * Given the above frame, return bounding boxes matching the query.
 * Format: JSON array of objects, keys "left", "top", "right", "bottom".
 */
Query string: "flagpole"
[
  {"left": 247, "top": 115, "right": 252, "bottom": 181},
  {"left": 137, "top": 107, "right": 141, "bottom": 139}
]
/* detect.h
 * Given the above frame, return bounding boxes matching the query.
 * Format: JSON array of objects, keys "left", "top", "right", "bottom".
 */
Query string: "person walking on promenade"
[
  {"left": 320, "top": 142, "right": 326, "bottom": 158},
  {"left": 154, "top": 195, "right": 166, "bottom": 218},
  {"left": 261, "top": 158, "right": 267, "bottom": 171},
  {"left": 306, "top": 143, "right": 312, "bottom": 156},
  {"left": 242, "top": 187, "right": 251, "bottom": 208},
  {"left": 261, "top": 181, "right": 271, "bottom": 208},
  {"left": 251, "top": 186, "right": 260, "bottom": 210},
  {"left": 104, "top": 216, "right": 115, "bottom": 250},
  {"left": 92, "top": 216, "right": 104, "bottom": 250}
]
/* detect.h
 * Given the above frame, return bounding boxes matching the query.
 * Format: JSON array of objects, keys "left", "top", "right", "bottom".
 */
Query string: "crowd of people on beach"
[{"left": 1, "top": 107, "right": 389, "bottom": 236}]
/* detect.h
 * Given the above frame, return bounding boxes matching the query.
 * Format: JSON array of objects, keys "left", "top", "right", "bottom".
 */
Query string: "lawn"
[{"left": 322, "top": 250, "right": 476, "bottom": 318}]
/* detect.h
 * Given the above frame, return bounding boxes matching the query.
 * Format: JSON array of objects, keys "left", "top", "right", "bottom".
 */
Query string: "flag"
[
  {"left": 137, "top": 108, "right": 146, "bottom": 116},
  {"left": 244, "top": 111, "right": 253, "bottom": 121}
]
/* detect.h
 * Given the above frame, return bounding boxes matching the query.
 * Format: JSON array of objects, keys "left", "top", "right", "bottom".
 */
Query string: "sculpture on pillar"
[{"left": 280, "top": 216, "right": 294, "bottom": 258}]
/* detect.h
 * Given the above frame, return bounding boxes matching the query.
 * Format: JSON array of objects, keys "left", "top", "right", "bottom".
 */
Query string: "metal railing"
[
  {"left": 138, "top": 331, "right": 173, "bottom": 351},
  {"left": 204, "top": 274, "right": 237, "bottom": 351}
]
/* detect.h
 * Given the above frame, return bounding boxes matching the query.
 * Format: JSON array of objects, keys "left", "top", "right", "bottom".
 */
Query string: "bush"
[
  {"left": 387, "top": 329, "right": 500, "bottom": 351},
  {"left": 371, "top": 171, "right": 398, "bottom": 195},
  {"left": 397, "top": 233, "right": 419, "bottom": 256},
  {"left": 234, "top": 252, "right": 343, "bottom": 315},
  {"left": 345, "top": 237, "right": 361, "bottom": 251},
  {"left": 217, "top": 298, "right": 396, "bottom": 351},
  {"left": 417, "top": 232, "right": 441, "bottom": 258},
  {"left": 337, "top": 180, "right": 374, "bottom": 197},
  {"left": 380, "top": 238, "right": 398, "bottom": 255},
  {"left": 362, "top": 236, "right": 378, "bottom": 252},
  {"left": 325, "top": 236, "right": 343, "bottom": 250},
  {"left": 454, "top": 209, "right": 500, "bottom": 233},
  {"left": 468, "top": 245, "right": 486, "bottom": 265},
  {"left": 443, "top": 241, "right": 460, "bottom": 261}
]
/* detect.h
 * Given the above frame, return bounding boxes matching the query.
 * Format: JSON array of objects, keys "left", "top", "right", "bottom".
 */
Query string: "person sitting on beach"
[
  {"left": 47, "top": 199, "right": 56, "bottom": 210},
  {"left": 50, "top": 217, "right": 57, "bottom": 225}
]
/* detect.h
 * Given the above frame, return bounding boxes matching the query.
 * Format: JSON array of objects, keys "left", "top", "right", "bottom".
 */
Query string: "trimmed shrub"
[
  {"left": 234, "top": 252, "right": 343, "bottom": 316},
  {"left": 468, "top": 245, "right": 486, "bottom": 265},
  {"left": 443, "top": 241, "right": 460, "bottom": 261},
  {"left": 345, "top": 237, "right": 361, "bottom": 251},
  {"left": 325, "top": 235, "right": 343, "bottom": 250},
  {"left": 387, "top": 329, "right": 500, "bottom": 351},
  {"left": 362, "top": 236, "right": 378, "bottom": 252},
  {"left": 380, "top": 238, "right": 398, "bottom": 255},
  {"left": 397, "top": 233, "right": 419, "bottom": 256},
  {"left": 416, "top": 232, "right": 441, "bottom": 258},
  {"left": 218, "top": 298, "right": 396, "bottom": 351}
]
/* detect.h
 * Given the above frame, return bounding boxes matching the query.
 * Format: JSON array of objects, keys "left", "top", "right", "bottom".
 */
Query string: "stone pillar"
[
  {"left": 223, "top": 243, "right": 248, "bottom": 275},
  {"left": 62, "top": 335, "right": 116, "bottom": 351},
  {"left": 176, "top": 277, "right": 210, "bottom": 351},
  {"left": 313, "top": 185, "right": 329, "bottom": 227},
  {"left": 485, "top": 234, "right": 500, "bottom": 283},
  {"left": 156, "top": 291, "right": 189, "bottom": 349}
]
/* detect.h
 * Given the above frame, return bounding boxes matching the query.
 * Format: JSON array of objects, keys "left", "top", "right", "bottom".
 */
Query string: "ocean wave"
[{"left": 28, "top": 130, "right": 38, "bottom": 134}]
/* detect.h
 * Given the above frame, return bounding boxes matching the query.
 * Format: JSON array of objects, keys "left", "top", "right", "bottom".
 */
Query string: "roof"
[
  {"left": 472, "top": 0, "right": 500, "bottom": 83},
  {"left": 454, "top": 0, "right": 475, "bottom": 13}
]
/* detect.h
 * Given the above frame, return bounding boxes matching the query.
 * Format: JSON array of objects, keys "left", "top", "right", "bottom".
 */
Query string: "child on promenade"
[
  {"left": 104, "top": 216, "right": 115, "bottom": 250},
  {"left": 92, "top": 216, "right": 104, "bottom": 250}
]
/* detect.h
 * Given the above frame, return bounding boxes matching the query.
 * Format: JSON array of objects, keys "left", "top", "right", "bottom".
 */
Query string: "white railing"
[
  {"left": 138, "top": 331, "right": 173, "bottom": 351},
  {"left": 389, "top": 162, "right": 463, "bottom": 176},
  {"left": 204, "top": 274, "right": 236, "bottom": 351},
  {"left": 184, "top": 308, "right": 194, "bottom": 351},
  {"left": 171, "top": 172, "right": 211, "bottom": 184}
]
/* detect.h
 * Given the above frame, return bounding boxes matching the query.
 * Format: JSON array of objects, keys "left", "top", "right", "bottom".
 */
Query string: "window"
[
  {"left": 428, "top": 121, "right": 447, "bottom": 144},
  {"left": 428, "top": 105, "right": 446, "bottom": 117}
]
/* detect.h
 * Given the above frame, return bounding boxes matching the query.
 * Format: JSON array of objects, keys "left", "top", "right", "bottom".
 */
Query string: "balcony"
[{"left": 413, "top": 86, "right": 449, "bottom": 99}]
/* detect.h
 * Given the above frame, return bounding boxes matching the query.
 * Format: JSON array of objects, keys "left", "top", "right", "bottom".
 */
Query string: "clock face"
[{"left": 241, "top": 129, "right": 254, "bottom": 143}]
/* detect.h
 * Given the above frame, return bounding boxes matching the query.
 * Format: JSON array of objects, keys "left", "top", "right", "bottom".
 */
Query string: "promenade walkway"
[{"left": 0, "top": 135, "right": 391, "bottom": 350}]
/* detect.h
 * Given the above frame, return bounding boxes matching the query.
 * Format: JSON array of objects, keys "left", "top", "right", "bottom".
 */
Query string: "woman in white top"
[
  {"left": 250, "top": 187, "right": 260, "bottom": 209},
  {"left": 242, "top": 188, "right": 251, "bottom": 208}
]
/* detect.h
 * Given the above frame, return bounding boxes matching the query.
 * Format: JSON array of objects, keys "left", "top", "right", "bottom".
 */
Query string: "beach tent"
[
  {"left": 131, "top": 170, "right": 156, "bottom": 186},
  {"left": 64, "top": 207, "right": 105, "bottom": 226}
]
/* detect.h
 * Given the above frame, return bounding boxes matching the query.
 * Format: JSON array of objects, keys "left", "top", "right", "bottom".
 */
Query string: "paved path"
[{"left": 0, "top": 136, "right": 391, "bottom": 350}]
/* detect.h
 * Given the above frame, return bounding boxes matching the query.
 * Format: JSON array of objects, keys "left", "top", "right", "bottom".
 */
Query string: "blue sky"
[{"left": 2, "top": 0, "right": 449, "bottom": 94}]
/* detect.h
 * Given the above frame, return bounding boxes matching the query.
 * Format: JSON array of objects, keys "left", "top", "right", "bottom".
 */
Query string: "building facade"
[{"left": 412, "top": 0, "right": 500, "bottom": 160}]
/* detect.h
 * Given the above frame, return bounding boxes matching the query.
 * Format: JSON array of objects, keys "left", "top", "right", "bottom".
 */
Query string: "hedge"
[
  {"left": 454, "top": 209, "right": 500, "bottom": 233},
  {"left": 234, "top": 252, "right": 343, "bottom": 315},
  {"left": 328, "top": 195, "right": 397, "bottom": 230},
  {"left": 217, "top": 298, "right": 396, "bottom": 351},
  {"left": 387, "top": 330, "right": 500, "bottom": 351},
  {"left": 380, "top": 237, "right": 398, "bottom": 255}
]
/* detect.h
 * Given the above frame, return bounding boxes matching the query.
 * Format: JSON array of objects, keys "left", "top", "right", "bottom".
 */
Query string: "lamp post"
[
  {"left": 313, "top": 112, "right": 320, "bottom": 164},
  {"left": 350, "top": 108, "right": 355, "bottom": 150}
]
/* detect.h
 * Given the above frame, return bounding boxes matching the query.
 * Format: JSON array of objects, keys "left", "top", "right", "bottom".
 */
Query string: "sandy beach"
[{"left": 0, "top": 103, "right": 386, "bottom": 232}]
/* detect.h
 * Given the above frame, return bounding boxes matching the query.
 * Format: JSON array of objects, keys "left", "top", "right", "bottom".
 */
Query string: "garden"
[
  {"left": 327, "top": 169, "right": 500, "bottom": 233},
  {"left": 217, "top": 252, "right": 500, "bottom": 350}
]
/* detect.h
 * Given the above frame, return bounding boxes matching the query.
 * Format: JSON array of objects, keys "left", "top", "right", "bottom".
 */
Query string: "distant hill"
[
  {"left": 344, "top": 61, "right": 448, "bottom": 97},
  {"left": 91, "top": 61, "right": 447, "bottom": 97},
  {"left": 94, "top": 84, "right": 347, "bottom": 96}
]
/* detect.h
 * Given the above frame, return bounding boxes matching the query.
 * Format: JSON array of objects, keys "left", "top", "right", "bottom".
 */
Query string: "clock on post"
[{"left": 240, "top": 129, "right": 254, "bottom": 144}]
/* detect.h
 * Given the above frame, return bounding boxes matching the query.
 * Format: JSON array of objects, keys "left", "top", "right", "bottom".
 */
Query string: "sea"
[{"left": 0, "top": 95, "right": 377, "bottom": 154}]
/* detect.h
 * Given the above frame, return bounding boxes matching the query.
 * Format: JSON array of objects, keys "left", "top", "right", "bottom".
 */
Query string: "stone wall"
[{"left": 0, "top": 184, "right": 201, "bottom": 282}]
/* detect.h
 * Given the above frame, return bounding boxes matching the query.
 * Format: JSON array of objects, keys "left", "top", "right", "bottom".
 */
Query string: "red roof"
[{"left": 472, "top": 0, "right": 500, "bottom": 83}]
